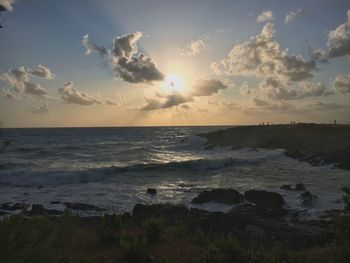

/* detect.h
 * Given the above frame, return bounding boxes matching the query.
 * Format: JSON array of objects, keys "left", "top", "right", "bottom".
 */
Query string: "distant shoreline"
[{"left": 201, "top": 123, "right": 350, "bottom": 170}]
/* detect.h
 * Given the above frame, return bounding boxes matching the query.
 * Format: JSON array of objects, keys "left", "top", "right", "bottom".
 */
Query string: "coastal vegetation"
[{"left": 0, "top": 186, "right": 349, "bottom": 262}]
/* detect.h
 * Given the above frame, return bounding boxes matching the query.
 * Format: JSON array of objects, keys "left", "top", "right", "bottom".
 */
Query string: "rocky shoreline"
[{"left": 201, "top": 123, "right": 350, "bottom": 170}]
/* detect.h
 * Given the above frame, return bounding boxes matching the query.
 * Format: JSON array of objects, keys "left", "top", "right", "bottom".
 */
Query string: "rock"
[
  {"left": 26, "top": 204, "right": 62, "bottom": 216},
  {"left": 280, "top": 184, "right": 292, "bottom": 190},
  {"left": 0, "top": 210, "right": 9, "bottom": 216},
  {"left": 245, "top": 190, "right": 285, "bottom": 210},
  {"left": 285, "top": 150, "right": 304, "bottom": 160},
  {"left": 295, "top": 183, "right": 306, "bottom": 191},
  {"left": 192, "top": 188, "right": 244, "bottom": 205},
  {"left": 298, "top": 191, "right": 317, "bottom": 208},
  {"left": 50, "top": 201, "right": 61, "bottom": 204},
  {"left": 0, "top": 203, "right": 27, "bottom": 211},
  {"left": 63, "top": 202, "right": 105, "bottom": 211},
  {"left": 146, "top": 188, "right": 157, "bottom": 195}
]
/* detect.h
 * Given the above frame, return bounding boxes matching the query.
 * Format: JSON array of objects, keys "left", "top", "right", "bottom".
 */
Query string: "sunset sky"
[{"left": 1, "top": 0, "right": 350, "bottom": 127}]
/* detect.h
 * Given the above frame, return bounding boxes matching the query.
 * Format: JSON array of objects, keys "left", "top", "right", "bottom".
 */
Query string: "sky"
[{"left": 0, "top": 0, "right": 350, "bottom": 127}]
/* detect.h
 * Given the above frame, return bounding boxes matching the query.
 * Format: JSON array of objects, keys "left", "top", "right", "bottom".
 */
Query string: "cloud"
[
  {"left": 29, "top": 65, "right": 56, "bottom": 79},
  {"left": 211, "top": 23, "right": 334, "bottom": 102},
  {"left": 257, "top": 10, "right": 274, "bottom": 22},
  {"left": 285, "top": 9, "right": 305, "bottom": 24},
  {"left": 332, "top": 74, "right": 350, "bottom": 94},
  {"left": 83, "top": 32, "right": 165, "bottom": 84},
  {"left": 104, "top": 99, "right": 118, "bottom": 105},
  {"left": 212, "top": 23, "right": 316, "bottom": 82},
  {"left": 82, "top": 34, "right": 109, "bottom": 58},
  {"left": 140, "top": 79, "right": 228, "bottom": 110},
  {"left": 253, "top": 98, "right": 270, "bottom": 107},
  {"left": 23, "top": 81, "right": 47, "bottom": 97},
  {"left": 0, "top": 66, "right": 51, "bottom": 98},
  {"left": 179, "top": 39, "right": 205, "bottom": 56},
  {"left": 312, "top": 10, "right": 350, "bottom": 61},
  {"left": 0, "top": 0, "right": 15, "bottom": 11},
  {"left": 31, "top": 103, "right": 49, "bottom": 114},
  {"left": 190, "top": 79, "right": 227, "bottom": 97},
  {"left": 326, "top": 9, "right": 350, "bottom": 59},
  {"left": 57, "top": 82, "right": 117, "bottom": 106},
  {"left": 257, "top": 78, "right": 332, "bottom": 100},
  {"left": 305, "top": 101, "right": 350, "bottom": 112},
  {"left": 58, "top": 82, "right": 101, "bottom": 105}
]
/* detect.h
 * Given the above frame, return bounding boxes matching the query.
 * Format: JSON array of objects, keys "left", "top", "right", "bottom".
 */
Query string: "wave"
[{"left": 0, "top": 156, "right": 254, "bottom": 187}]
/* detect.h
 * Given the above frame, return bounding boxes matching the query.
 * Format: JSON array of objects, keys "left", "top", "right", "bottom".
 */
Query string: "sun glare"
[{"left": 165, "top": 73, "right": 184, "bottom": 92}]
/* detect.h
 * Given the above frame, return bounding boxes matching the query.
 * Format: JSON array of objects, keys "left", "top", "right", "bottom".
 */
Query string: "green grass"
[{"left": 0, "top": 207, "right": 349, "bottom": 263}]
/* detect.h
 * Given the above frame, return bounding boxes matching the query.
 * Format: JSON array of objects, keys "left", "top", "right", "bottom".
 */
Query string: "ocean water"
[{"left": 0, "top": 126, "right": 349, "bottom": 217}]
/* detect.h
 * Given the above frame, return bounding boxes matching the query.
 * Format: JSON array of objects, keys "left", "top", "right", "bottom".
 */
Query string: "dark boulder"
[
  {"left": 26, "top": 204, "right": 61, "bottom": 216},
  {"left": 63, "top": 202, "right": 105, "bottom": 211},
  {"left": 192, "top": 188, "right": 244, "bottom": 205},
  {"left": 298, "top": 191, "right": 317, "bottom": 208},
  {"left": 0, "top": 203, "right": 27, "bottom": 211},
  {"left": 146, "top": 188, "right": 157, "bottom": 195},
  {"left": 245, "top": 190, "right": 284, "bottom": 210},
  {"left": 280, "top": 184, "right": 292, "bottom": 190},
  {"left": 285, "top": 150, "right": 304, "bottom": 160},
  {"left": 295, "top": 183, "right": 306, "bottom": 191}
]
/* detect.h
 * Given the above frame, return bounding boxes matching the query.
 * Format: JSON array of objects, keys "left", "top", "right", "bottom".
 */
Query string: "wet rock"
[
  {"left": 0, "top": 203, "right": 27, "bottom": 211},
  {"left": 298, "top": 191, "right": 318, "bottom": 208},
  {"left": 63, "top": 202, "right": 105, "bottom": 211},
  {"left": 26, "top": 204, "right": 62, "bottom": 216},
  {"left": 146, "top": 188, "right": 157, "bottom": 195},
  {"left": 192, "top": 188, "right": 244, "bottom": 205},
  {"left": 295, "top": 183, "right": 306, "bottom": 191},
  {"left": 50, "top": 201, "right": 61, "bottom": 204},
  {"left": 280, "top": 184, "right": 292, "bottom": 190},
  {"left": 285, "top": 150, "right": 304, "bottom": 160},
  {"left": 245, "top": 190, "right": 284, "bottom": 210}
]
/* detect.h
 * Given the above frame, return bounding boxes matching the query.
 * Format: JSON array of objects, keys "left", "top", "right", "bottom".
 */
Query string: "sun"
[{"left": 165, "top": 73, "right": 184, "bottom": 92}]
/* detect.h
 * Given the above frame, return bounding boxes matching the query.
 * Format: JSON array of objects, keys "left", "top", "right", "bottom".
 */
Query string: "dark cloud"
[
  {"left": 190, "top": 79, "right": 227, "bottom": 97},
  {"left": 82, "top": 34, "right": 109, "bottom": 58},
  {"left": 83, "top": 32, "right": 165, "bottom": 84},
  {"left": 141, "top": 79, "right": 228, "bottom": 111}
]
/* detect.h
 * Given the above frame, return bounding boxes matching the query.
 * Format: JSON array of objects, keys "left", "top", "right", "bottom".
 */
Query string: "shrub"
[
  {"left": 200, "top": 235, "right": 245, "bottom": 263},
  {"left": 142, "top": 217, "right": 164, "bottom": 243},
  {"left": 99, "top": 214, "right": 121, "bottom": 245},
  {"left": 121, "top": 235, "right": 149, "bottom": 263},
  {"left": 342, "top": 186, "right": 350, "bottom": 211}
]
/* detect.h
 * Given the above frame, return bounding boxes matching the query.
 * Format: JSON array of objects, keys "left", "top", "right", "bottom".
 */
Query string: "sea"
[{"left": 0, "top": 126, "right": 349, "bottom": 218}]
